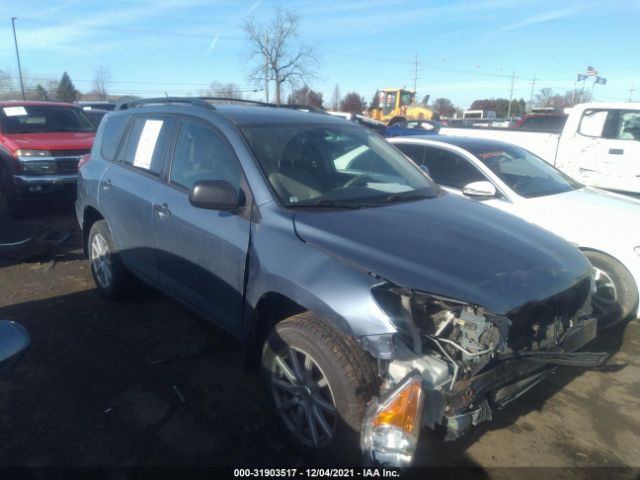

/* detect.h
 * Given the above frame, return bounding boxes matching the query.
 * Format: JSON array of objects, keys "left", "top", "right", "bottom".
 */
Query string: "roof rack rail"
[
  {"left": 115, "top": 97, "right": 216, "bottom": 111},
  {"left": 198, "top": 96, "right": 270, "bottom": 106},
  {"left": 198, "top": 97, "right": 327, "bottom": 114},
  {"left": 279, "top": 104, "right": 327, "bottom": 115}
]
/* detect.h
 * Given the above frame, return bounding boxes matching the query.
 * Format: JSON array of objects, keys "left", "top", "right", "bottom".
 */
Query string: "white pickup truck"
[{"left": 439, "top": 103, "right": 640, "bottom": 195}]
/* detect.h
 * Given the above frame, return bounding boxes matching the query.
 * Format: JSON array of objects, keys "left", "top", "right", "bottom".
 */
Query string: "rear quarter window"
[
  {"left": 120, "top": 117, "right": 173, "bottom": 176},
  {"left": 99, "top": 115, "right": 130, "bottom": 162}
]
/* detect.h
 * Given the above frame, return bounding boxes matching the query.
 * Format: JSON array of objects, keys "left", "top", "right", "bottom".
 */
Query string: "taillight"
[{"left": 78, "top": 153, "right": 91, "bottom": 169}]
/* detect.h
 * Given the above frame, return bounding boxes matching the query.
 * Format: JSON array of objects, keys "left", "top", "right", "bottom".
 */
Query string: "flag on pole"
[
  {"left": 585, "top": 66, "right": 598, "bottom": 76},
  {"left": 595, "top": 77, "right": 607, "bottom": 85},
  {"left": 577, "top": 74, "right": 588, "bottom": 81}
]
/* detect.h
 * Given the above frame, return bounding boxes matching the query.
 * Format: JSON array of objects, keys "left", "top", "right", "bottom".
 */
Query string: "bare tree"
[
  {"left": 340, "top": 92, "right": 366, "bottom": 114},
  {"left": 93, "top": 66, "right": 112, "bottom": 101},
  {"left": 533, "top": 88, "right": 592, "bottom": 108},
  {"left": 243, "top": 8, "right": 318, "bottom": 106},
  {"left": 432, "top": 98, "right": 457, "bottom": 118},
  {"left": 201, "top": 81, "right": 246, "bottom": 100},
  {"left": 0, "top": 70, "right": 14, "bottom": 99},
  {"left": 288, "top": 85, "right": 323, "bottom": 108}
]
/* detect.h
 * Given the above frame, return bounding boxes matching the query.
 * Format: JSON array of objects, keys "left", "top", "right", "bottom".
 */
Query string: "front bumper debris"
[{"left": 439, "top": 317, "right": 602, "bottom": 439}]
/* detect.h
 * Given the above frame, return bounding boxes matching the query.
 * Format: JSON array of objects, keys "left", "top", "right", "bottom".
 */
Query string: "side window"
[
  {"left": 422, "top": 147, "right": 484, "bottom": 189},
  {"left": 578, "top": 109, "right": 609, "bottom": 137},
  {"left": 615, "top": 110, "right": 640, "bottom": 140},
  {"left": 394, "top": 143, "right": 425, "bottom": 164},
  {"left": 99, "top": 115, "right": 130, "bottom": 162},
  {"left": 170, "top": 119, "right": 242, "bottom": 191},
  {"left": 121, "top": 117, "right": 172, "bottom": 176}
]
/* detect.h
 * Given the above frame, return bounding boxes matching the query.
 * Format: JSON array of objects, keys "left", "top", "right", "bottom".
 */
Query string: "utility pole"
[
  {"left": 264, "top": 34, "right": 269, "bottom": 103},
  {"left": 528, "top": 73, "right": 536, "bottom": 112},
  {"left": 506, "top": 71, "right": 515, "bottom": 118},
  {"left": 11, "top": 17, "right": 25, "bottom": 100},
  {"left": 412, "top": 54, "right": 419, "bottom": 94},
  {"left": 629, "top": 83, "right": 635, "bottom": 102}
]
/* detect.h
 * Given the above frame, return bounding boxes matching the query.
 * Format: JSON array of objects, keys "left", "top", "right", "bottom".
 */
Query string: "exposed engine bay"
[{"left": 368, "top": 277, "right": 606, "bottom": 441}]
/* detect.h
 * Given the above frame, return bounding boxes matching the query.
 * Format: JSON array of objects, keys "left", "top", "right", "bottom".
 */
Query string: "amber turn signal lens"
[{"left": 372, "top": 376, "right": 423, "bottom": 434}]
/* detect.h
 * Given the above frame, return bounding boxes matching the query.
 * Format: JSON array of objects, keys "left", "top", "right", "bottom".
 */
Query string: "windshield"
[
  {"left": 465, "top": 143, "right": 581, "bottom": 198},
  {"left": 1, "top": 105, "right": 96, "bottom": 134},
  {"left": 241, "top": 123, "right": 438, "bottom": 207}
]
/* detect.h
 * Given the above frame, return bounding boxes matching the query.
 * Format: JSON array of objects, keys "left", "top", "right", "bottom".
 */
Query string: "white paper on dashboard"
[
  {"left": 3, "top": 106, "right": 28, "bottom": 117},
  {"left": 133, "top": 120, "right": 163, "bottom": 169}
]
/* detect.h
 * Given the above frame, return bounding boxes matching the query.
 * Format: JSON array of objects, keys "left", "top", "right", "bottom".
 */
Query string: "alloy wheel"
[
  {"left": 592, "top": 266, "right": 618, "bottom": 319},
  {"left": 90, "top": 233, "right": 112, "bottom": 289},
  {"left": 270, "top": 346, "right": 337, "bottom": 448}
]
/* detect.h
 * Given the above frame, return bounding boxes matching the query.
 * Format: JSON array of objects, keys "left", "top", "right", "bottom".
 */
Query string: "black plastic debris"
[{"left": 0, "top": 230, "right": 72, "bottom": 261}]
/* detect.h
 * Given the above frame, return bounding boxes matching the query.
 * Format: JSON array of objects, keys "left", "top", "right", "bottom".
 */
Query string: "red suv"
[{"left": 0, "top": 101, "right": 96, "bottom": 216}]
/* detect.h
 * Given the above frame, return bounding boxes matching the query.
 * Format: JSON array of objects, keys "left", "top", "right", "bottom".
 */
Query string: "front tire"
[
  {"left": 262, "top": 312, "right": 378, "bottom": 464},
  {"left": 583, "top": 250, "right": 638, "bottom": 329},
  {"left": 88, "top": 220, "right": 133, "bottom": 299}
]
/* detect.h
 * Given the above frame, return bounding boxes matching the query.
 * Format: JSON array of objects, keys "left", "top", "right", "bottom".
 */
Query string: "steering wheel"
[
  {"left": 344, "top": 175, "right": 375, "bottom": 188},
  {"left": 511, "top": 177, "right": 532, "bottom": 192}
]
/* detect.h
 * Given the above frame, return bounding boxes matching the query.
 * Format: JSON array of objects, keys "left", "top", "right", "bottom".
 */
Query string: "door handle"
[
  {"left": 153, "top": 203, "right": 171, "bottom": 217},
  {"left": 100, "top": 179, "right": 111, "bottom": 191},
  {"left": 608, "top": 148, "right": 624, "bottom": 155}
]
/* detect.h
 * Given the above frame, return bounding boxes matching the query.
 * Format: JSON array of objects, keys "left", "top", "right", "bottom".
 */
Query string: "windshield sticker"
[
  {"left": 133, "top": 120, "right": 163, "bottom": 169},
  {"left": 3, "top": 106, "right": 28, "bottom": 117},
  {"left": 477, "top": 151, "right": 505, "bottom": 160}
]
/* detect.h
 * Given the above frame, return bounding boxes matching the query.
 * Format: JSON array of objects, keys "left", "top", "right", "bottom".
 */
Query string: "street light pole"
[{"left": 11, "top": 17, "right": 26, "bottom": 100}]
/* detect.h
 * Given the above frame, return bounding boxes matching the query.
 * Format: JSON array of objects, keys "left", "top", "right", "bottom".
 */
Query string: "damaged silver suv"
[{"left": 76, "top": 98, "right": 604, "bottom": 467}]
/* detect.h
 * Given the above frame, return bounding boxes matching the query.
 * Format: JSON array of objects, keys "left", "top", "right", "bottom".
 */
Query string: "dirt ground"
[{"left": 0, "top": 200, "right": 638, "bottom": 476}]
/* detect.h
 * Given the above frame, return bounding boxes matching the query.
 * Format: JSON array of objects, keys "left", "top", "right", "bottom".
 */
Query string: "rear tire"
[
  {"left": 88, "top": 220, "right": 134, "bottom": 299},
  {"left": 583, "top": 250, "right": 638, "bottom": 329},
  {"left": 262, "top": 312, "right": 378, "bottom": 465}
]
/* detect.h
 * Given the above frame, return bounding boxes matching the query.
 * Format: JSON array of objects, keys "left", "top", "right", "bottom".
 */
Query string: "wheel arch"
[
  {"left": 579, "top": 246, "right": 640, "bottom": 320},
  {"left": 244, "top": 292, "right": 308, "bottom": 369},
  {"left": 82, "top": 206, "right": 104, "bottom": 257}
]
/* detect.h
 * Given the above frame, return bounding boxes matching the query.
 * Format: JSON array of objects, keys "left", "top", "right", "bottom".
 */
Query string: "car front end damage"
[{"left": 359, "top": 274, "right": 607, "bottom": 468}]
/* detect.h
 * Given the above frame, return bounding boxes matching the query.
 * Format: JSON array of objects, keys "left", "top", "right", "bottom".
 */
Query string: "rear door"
[
  {"left": 98, "top": 115, "right": 176, "bottom": 282},
  {"left": 153, "top": 116, "right": 251, "bottom": 335},
  {"left": 558, "top": 108, "right": 640, "bottom": 193}
]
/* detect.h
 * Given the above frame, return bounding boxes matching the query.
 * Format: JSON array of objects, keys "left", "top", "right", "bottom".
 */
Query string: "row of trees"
[{"left": 0, "top": 68, "right": 114, "bottom": 102}]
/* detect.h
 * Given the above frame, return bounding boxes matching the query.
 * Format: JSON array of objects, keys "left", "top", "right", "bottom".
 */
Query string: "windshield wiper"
[
  {"left": 290, "top": 199, "right": 365, "bottom": 209},
  {"left": 376, "top": 189, "right": 436, "bottom": 203}
]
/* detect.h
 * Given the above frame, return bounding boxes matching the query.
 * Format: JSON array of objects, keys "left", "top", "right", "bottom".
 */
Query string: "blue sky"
[{"left": 1, "top": 0, "right": 639, "bottom": 108}]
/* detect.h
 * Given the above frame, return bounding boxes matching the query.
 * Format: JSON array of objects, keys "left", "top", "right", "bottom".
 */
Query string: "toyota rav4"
[{"left": 76, "top": 98, "right": 604, "bottom": 467}]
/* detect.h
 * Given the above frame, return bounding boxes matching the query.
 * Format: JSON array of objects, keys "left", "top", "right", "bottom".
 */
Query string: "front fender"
[{"left": 243, "top": 204, "right": 397, "bottom": 341}]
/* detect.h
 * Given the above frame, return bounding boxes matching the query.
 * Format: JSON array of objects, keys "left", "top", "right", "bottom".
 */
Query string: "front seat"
[{"left": 270, "top": 139, "right": 326, "bottom": 203}]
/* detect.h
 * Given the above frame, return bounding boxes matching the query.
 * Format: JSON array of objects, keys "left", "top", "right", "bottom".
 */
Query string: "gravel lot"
[{"left": 0, "top": 200, "right": 638, "bottom": 477}]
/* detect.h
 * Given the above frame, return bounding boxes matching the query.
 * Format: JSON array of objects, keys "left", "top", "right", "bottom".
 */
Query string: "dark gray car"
[{"left": 75, "top": 98, "right": 603, "bottom": 467}]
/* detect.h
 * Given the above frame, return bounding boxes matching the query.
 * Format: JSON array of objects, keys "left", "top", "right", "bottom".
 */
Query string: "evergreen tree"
[{"left": 56, "top": 72, "right": 79, "bottom": 102}]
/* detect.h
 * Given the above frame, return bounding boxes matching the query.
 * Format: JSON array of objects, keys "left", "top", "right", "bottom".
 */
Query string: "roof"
[
  {"left": 213, "top": 105, "right": 344, "bottom": 126},
  {"left": 0, "top": 100, "right": 80, "bottom": 108},
  {"left": 391, "top": 134, "right": 519, "bottom": 151}
]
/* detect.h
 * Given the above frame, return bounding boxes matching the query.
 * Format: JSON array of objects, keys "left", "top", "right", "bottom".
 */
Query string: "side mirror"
[
  {"left": 189, "top": 180, "right": 242, "bottom": 211},
  {"left": 419, "top": 164, "right": 431, "bottom": 176},
  {"left": 462, "top": 180, "right": 497, "bottom": 198},
  {"left": 0, "top": 321, "right": 30, "bottom": 373}
]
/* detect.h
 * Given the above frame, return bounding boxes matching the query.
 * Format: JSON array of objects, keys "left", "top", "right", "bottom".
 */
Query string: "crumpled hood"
[{"left": 294, "top": 194, "right": 591, "bottom": 315}]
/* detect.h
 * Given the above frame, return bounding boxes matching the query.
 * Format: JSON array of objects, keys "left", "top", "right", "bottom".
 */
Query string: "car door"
[
  {"left": 98, "top": 115, "right": 175, "bottom": 282},
  {"left": 153, "top": 116, "right": 251, "bottom": 335},
  {"left": 558, "top": 108, "right": 640, "bottom": 192}
]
